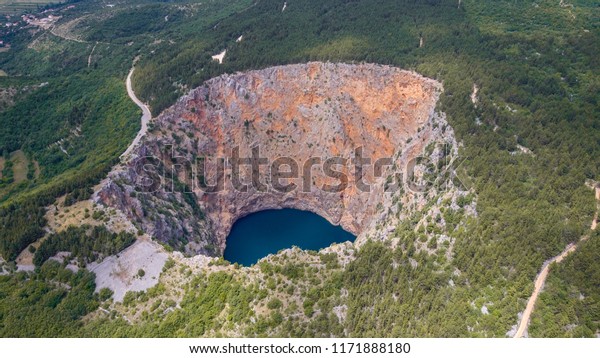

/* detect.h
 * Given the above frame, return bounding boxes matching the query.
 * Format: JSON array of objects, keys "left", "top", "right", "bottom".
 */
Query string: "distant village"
[{"left": 0, "top": 4, "right": 77, "bottom": 50}]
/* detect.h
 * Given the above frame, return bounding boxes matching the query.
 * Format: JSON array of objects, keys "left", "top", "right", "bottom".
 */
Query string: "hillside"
[{"left": 0, "top": 0, "right": 598, "bottom": 338}]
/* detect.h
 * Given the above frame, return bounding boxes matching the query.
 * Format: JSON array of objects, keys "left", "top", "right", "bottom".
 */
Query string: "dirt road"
[
  {"left": 514, "top": 186, "right": 599, "bottom": 338},
  {"left": 87, "top": 42, "right": 97, "bottom": 68},
  {"left": 120, "top": 66, "right": 151, "bottom": 160}
]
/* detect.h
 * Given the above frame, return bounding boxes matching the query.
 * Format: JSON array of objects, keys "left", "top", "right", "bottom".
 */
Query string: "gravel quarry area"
[{"left": 89, "top": 238, "right": 168, "bottom": 302}]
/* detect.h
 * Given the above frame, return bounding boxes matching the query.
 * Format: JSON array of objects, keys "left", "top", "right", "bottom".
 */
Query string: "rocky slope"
[{"left": 96, "top": 62, "right": 453, "bottom": 255}]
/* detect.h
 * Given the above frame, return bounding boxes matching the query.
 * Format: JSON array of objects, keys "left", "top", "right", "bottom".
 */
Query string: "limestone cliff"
[{"left": 96, "top": 62, "right": 453, "bottom": 255}]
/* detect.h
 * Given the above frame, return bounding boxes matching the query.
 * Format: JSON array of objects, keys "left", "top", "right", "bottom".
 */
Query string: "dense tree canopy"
[{"left": 0, "top": 0, "right": 597, "bottom": 337}]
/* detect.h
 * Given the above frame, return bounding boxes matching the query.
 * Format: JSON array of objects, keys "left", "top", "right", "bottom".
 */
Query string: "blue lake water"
[{"left": 223, "top": 209, "right": 356, "bottom": 266}]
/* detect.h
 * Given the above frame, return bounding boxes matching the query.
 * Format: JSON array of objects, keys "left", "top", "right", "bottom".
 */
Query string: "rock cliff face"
[{"left": 97, "top": 62, "right": 452, "bottom": 255}]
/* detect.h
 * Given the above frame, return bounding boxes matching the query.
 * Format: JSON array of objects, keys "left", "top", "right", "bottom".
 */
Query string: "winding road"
[
  {"left": 120, "top": 65, "right": 151, "bottom": 160},
  {"left": 514, "top": 186, "right": 600, "bottom": 338}
]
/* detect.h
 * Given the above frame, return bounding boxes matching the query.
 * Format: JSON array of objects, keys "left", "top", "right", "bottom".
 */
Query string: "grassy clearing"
[
  {"left": 9, "top": 150, "right": 27, "bottom": 183},
  {"left": 0, "top": 149, "right": 40, "bottom": 202}
]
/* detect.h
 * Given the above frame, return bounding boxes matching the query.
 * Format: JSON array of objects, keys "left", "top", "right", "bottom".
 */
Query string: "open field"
[
  {"left": 0, "top": 0, "right": 59, "bottom": 15},
  {"left": 0, "top": 150, "right": 39, "bottom": 193},
  {"left": 9, "top": 150, "right": 27, "bottom": 183}
]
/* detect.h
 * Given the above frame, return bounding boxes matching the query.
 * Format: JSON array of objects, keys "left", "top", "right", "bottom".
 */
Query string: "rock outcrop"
[{"left": 97, "top": 62, "right": 452, "bottom": 255}]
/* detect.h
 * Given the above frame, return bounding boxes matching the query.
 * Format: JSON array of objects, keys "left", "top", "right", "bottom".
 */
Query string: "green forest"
[
  {"left": 33, "top": 225, "right": 135, "bottom": 267},
  {"left": 529, "top": 230, "right": 600, "bottom": 338},
  {"left": 0, "top": 0, "right": 598, "bottom": 337},
  {"left": 0, "top": 260, "right": 101, "bottom": 337}
]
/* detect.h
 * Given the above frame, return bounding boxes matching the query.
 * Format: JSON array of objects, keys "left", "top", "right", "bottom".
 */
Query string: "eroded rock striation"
[{"left": 97, "top": 62, "right": 453, "bottom": 255}]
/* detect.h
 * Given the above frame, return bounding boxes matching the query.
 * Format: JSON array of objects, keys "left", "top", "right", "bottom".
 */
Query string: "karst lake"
[{"left": 223, "top": 209, "right": 356, "bottom": 266}]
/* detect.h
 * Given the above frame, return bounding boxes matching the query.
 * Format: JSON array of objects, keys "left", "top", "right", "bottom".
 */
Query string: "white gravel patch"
[
  {"left": 471, "top": 83, "right": 479, "bottom": 106},
  {"left": 212, "top": 49, "right": 226, "bottom": 64},
  {"left": 17, "top": 264, "right": 34, "bottom": 272},
  {"left": 174, "top": 251, "right": 213, "bottom": 272},
  {"left": 333, "top": 304, "right": 347, "bottom": 323},
  {"left": 89, "top": 239, "right": 168, "bottom": 302},
  {"left": 49, "top": 251, "right": 71, "bottom": 263}
]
